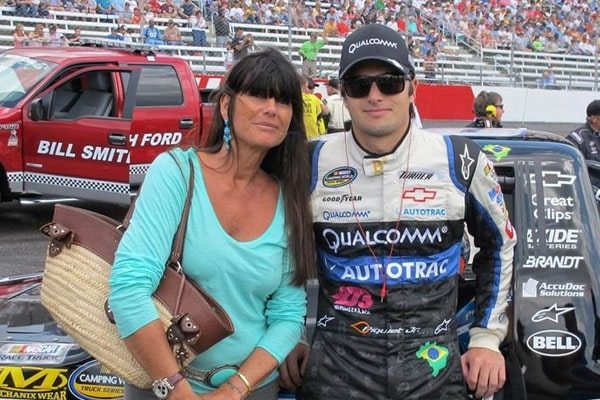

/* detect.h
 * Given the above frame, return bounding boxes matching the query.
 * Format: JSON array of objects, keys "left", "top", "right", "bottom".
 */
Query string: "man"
[
  {"left": 228, "top": 27, "right": 254, "bottom": 62},
  {"left": 142, "top": 19, "right": 164, "bottom": 45},
  {"left": 324, "top": 77, "right": 349, "bottom": 133},
  {"left": 566, "top": 99, "right": 600, "bottom": 191},
  {"left": 467, "top": 90, "right": 504, "bottom": 128},
  {"left": 298, "top": 32, "right": 327, "bottom": 78},
  {"left": 302, "top": 76, "right": 329, "bottom": 140},
  {"left": 280, "top": 24, "right": 515, "bottom": 400}
]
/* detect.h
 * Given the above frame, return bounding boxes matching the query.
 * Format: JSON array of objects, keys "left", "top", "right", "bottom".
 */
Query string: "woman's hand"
[{"left": 196, "top": 383, "right": 244, "bottom": 400}]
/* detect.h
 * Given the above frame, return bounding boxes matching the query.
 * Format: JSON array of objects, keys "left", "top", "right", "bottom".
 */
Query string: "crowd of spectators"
[{"left": 3, "top": 0, "right": 600, "bottom": 57}]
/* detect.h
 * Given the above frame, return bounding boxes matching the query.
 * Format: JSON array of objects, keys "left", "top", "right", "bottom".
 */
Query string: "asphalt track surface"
[{"left": 0, "top": 121, "right": 574, "bottom": 278}]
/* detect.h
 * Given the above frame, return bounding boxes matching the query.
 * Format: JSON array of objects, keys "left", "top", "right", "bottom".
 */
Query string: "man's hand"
[
  {"left": 461, "top": 347, "right": 505, "bottom": 399},
  {"left": 279, "top": 343, "right": 310, "bottom": 390}
]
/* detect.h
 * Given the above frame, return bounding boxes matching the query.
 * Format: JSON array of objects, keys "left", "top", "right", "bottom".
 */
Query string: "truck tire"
[{"left": 0, "top": 163, "right": 12, "bottom": 203}]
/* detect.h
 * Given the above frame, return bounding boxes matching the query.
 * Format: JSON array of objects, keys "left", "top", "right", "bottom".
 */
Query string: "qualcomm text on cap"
[{"left": 348, "top": 38, "right": 398, "bottom": 54}]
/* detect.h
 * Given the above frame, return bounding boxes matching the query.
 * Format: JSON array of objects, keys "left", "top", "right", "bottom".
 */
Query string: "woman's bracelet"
[{"left": 235, "top": 371, "right": 253, "bottom": 394}]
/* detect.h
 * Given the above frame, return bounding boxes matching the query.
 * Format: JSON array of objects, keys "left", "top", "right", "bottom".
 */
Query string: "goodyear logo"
[
  {"left": 68, "top": 360, "right": 124, "bottom": 400},
  {"left": 0, "top": 366, "right": 68, "bottom": 400},
  {"left": 322, "top": 167, "right": 358, "bottom": 188}
]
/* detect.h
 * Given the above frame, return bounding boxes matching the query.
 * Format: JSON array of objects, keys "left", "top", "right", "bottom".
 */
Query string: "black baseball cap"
[
  {"left": 587, "top": 100, "right": 600, "bottom": 117},
  {"left": 339, "top": 24, "right": 415, "bottom": 79}
]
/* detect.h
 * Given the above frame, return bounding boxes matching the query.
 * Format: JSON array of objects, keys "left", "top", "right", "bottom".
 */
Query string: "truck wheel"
[{"left": 0, "top": 164, "right": 12, "bottom": 203}]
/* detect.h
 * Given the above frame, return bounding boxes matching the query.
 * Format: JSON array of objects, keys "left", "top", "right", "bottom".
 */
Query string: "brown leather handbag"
[{"left": 40, "top": 157, "right": 234, "bottom": 389}]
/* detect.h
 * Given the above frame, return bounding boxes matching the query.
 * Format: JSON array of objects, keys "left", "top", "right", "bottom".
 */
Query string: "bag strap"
[{"left": 167, "top": 157, "right": 195, "bottom": 270}]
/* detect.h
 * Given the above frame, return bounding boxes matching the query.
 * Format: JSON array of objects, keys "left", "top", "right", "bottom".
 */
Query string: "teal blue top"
[{"left": 109, "top": 148, "right": 306, "bottom": 392}]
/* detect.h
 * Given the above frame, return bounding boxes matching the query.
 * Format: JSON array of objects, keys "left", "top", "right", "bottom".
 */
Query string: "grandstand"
[{"left": 0, "top": 0, "right": 598, "bottom": 91}]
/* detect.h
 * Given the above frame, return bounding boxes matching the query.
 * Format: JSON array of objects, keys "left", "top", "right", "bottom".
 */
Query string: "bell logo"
[
  {"left": 0, "top": 366, "right": 68, "bottom": 391},
  {"left": 526, "top": 330, "right": 581, "bottom": 357}
]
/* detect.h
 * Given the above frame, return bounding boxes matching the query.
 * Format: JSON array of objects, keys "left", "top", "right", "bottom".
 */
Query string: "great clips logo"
[{"left": 332, "top": 286, "right": 372, "bottom": 314}]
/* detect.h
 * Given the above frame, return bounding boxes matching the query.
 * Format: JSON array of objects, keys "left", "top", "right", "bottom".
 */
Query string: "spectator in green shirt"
[{"left": 298, "top": 32, "right": 327, "bottom": 77}]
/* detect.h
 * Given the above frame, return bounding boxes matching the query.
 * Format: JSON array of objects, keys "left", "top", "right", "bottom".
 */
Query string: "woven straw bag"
[{"left": 40, "top": 157, "right": 234, "bottom": 388}]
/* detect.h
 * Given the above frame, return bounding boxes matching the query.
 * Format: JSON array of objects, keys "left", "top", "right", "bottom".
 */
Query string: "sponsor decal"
[
  {"left": 401, "top": 208, "right": 447, "bottom": 217},
  {"left": 526, "top": 330, "right": 582, "bottom": 357},
  {"left": 591, "top": 140, "right": 599, "bottom": 155},
  {"left": 332, "top": 286, "right": 372, "bottom": 314},
  {"left": 416, "top": 342, "right": 449, "bottom": 377},
  {"left": 402, "top": 187, "right": 437, "bottom": 202},
  {"left": 0, "top": 123, "right": 20, "bottom": 130},
  {"left": 530, "top": 171, "right": 576, "bottom": 188},
  {"left": 68, "top": 360, "right": 124, "bottom": 400},
  {"left": 34, "top": 134, "right": 182, "bottom": 164},
  {"left": 398, "top": 171, "right": 437, "bottom": 181},
  {"left": 487, "top": 184, "right": 504, "bottom": 207},
  {"left": 434, "top": 318, "right": 452, "bottom": 335},
  {"left": 522, "top": 278, "right": 585, "bottom": 298},
  {"left": 322, "top": 226, "right": 447, "bottom": 254},
  {"left": 322, "top": 210, "right": 371, "bottom": 221},
  {"left": 0, "top": 366, "right": 68, "bottom": 400},
  {"left": 0, "top": 344, "right": 71, "bottom": 365},
  {"left": 321, "top": 194, "right": 363, "bottom": 203},
  {"left": 504, "top": 220, "right": 515, "bottom": 239},
  {"left": 350, "top": 321, "right": 421, "bottom": 336},
  {"left": 526, "top": 229, "right": 579, "bottom": 250},
  {"left": 8, "top": 130, "right": 18, "bottom": 147},
  {"left": 531, "top": 304, "right": 575, "bottom": 323},
  {"left": 320, "top": 244, "right": 460, "bottom": 285},
  {"left": 459, "top": 145, "right": 475, "bottom": 180},
  {"left": 348, "top": 38, "right": 398, "bottom": 54},
  {"left": 531, "top": 194, "right": 574, "bottom": 223},
  {"left": 317, "top": 315, "right": 334, "bottom": 327},
  {"left": 322, "top": 167, "right": 358, "bottom": 188},
  {"left": 482, "top": 144, "right": 511, "bottom": 161},
  {"left": 482, "top": 161, "right": 497, "bottom": 179},
  {"left": 523, "top": 255, "right": 584, "bottom": 269}
]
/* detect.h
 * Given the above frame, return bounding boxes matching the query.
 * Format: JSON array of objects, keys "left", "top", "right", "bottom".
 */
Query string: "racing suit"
[
  {"left": 302, "top": 127, "right": 516, "bottom": 400},
  {"left": 566, "top": 123, "right": 600, "bottom": 190}
]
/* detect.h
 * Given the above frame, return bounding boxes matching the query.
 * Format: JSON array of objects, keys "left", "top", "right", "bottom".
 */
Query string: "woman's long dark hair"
[{"left": 202, "top": 48, "right": 314, "bottom": 285}]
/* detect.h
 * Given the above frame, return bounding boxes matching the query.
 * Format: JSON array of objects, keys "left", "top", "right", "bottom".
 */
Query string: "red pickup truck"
[{"left": 0, "top": 44, "right": 214, "bottom": 205}]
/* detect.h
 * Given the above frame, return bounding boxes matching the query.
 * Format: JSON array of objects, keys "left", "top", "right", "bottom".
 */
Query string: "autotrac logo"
[
  {"left": 523, "top": 255, "right": 584, "bottom": 269},
  {"left": 526, "top": 229, "right": 579, "bottom": 250},
  {"left": 322, "top": 167, "right": 358, "bottom": 188},
  {"left": 322, "top": 225, "right": 447, "bottom": 254},
  {"left": 331, "top": 286, "right": 372, "bottom": 314},
  {"left": 0, "top": 366, "right": 68, "bottom": 399},
  {"left": 348, "top": 38, "right": 398, "bottom": 54},
  {"left": 322, "top": 210, "right": 371, "bottom": 221},
  {"left": 350, "top": 321, "right": 421, "bottom": 335},
  {"left": 526, "top": 330, "right": 582, "bottom": 357},
  {"left": 401, "top": 207, "right": 447, "bottom": 217},
  {"left": 531, "top": 194, "right": 574, "bottom": 223},
  {"left": 522, "top": 277, "right": 585, "bottom": 298},
  {"left": 320, "top": 244, "right": 460, "bottom": 285}
]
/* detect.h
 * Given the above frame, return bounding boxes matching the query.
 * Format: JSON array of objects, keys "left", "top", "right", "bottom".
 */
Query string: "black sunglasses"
[{"left": 341, "top": 74, "right": 408, "bottom": 98}]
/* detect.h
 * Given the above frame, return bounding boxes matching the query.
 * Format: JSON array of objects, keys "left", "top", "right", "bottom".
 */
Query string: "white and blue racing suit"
[{"left": 302, "top": 127, "right": 516, "bottom": 399}]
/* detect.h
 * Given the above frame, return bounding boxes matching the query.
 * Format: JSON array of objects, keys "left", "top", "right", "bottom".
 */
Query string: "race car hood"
[{"left": 0, "top": 282, "right": 89, "bottom": 366}]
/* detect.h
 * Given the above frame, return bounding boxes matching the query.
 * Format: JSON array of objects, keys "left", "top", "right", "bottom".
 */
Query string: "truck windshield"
[{"left": 0, "top": 54, "right": 56, "bottom": 108}]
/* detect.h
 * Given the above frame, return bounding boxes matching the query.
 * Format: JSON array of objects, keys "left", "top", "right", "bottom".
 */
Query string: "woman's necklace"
[{"left": 342, "top": 128, "right": 414, "bottom": 302}]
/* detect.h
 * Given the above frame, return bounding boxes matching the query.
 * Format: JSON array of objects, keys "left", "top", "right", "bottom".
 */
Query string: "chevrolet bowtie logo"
[{"left": 402, "top": 187, "right": 437, "bottom": 202}]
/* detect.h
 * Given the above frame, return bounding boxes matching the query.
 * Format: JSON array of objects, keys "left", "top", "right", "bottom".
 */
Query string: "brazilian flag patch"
[{"left": 416, "top": 341, "right": 449, "bottom": 377}]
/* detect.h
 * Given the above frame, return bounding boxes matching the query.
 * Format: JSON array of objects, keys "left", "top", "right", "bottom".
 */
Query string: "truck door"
[
  {"left": 22, "top": 66, "right": 140, "bottom": 205},
  {"left": 126, "top": 64, "right": 201, "bottom": 190}
]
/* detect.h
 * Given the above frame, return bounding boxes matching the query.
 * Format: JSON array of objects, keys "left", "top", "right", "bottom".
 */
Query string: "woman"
[
  {"left": 109, "top": 48, "right": 313, "bottom": 400},
  {"left": 28, "top": 24, "right": 47, "bottom": 46},
  {"left": 13, "top": 24, "right": 28, "bottom": 47},
  {"left": 189, "top": 9, "right": 207, "bottom": 48}
]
